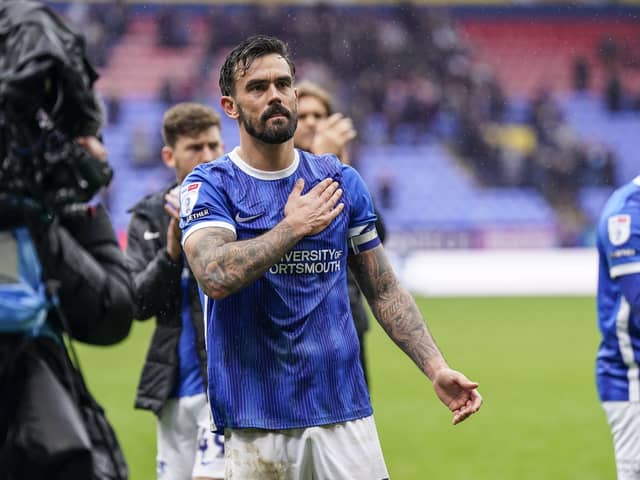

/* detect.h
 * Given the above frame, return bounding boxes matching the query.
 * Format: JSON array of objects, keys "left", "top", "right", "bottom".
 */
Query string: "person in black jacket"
[
  {"left": 0, "top": 136, "right": 135, "bottom": 480},
  {"left": 126, "top": 103, "right": 225, "bottom": 480},
  {"left": 0, "top": 2, "right": 135, "bottom": 478},
  {"left": 293, "top": 81, "right": 386, "bottom": 386}
]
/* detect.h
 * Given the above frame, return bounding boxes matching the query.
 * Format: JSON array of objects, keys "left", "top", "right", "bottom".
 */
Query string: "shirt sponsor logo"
[
  {"left": 611, "top": 248, "right": 636, "bottom": 259},
  {"left": 186, "top": 208, "right": 210, "bottom": 224},
  {"left": 608, "top": 214, "right": 631, "bottom": 246},
  {"left": 180, "top": 182, "right": 201, "bottom": 217},
  {"left": 269, "top": 248, "right": 343, "bottom": 275}
]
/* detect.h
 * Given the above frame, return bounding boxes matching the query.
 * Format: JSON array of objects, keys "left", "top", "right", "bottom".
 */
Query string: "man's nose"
[{"left": 266, "top": 83, "right": 284, "bottom": 103}]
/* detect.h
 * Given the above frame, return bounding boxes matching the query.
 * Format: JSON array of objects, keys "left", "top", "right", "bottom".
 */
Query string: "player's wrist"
[
  {"left": 280, "top": 216, "right": 308, "bottom": 240},
  {"left": 425, "top": 359, "right": 449, "bottom": 381}
]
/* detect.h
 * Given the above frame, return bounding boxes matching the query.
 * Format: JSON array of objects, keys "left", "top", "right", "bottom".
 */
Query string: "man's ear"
[
  {"left": 221, "top": 96, "right": 239, "bottom": 120},
  {"left": 161, "top": 146, "right": 175, "bottom": 169}
]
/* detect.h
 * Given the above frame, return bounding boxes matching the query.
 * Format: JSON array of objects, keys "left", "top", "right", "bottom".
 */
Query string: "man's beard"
[{"left": 239, "top": 103, "right": 298, "bottom": 145}]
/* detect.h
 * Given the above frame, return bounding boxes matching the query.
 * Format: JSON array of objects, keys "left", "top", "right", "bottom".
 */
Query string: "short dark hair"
[
  {"left": 219, "top": 35, "right": 296, "bottom": 97},
  {"left": 162, "top": 103, "right": 220, "bottom": 148}
]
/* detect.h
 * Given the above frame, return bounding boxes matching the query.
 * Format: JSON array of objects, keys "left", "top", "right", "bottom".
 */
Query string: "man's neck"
[{"left": 238, "top": 133, "right": 295, "bottom": 171}]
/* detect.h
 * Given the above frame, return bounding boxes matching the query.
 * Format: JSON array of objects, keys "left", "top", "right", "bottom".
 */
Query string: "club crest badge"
[
  {"left": 180, "top": 182, "right": 201, "bottom": 217},
  {"left": 608, "top": 214, "right": 631, "bottom": 246}
]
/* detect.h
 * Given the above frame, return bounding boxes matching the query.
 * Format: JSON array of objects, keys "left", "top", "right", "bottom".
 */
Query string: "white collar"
[{"left": 229, "top": 147, "right": 299, "bottom": 180}]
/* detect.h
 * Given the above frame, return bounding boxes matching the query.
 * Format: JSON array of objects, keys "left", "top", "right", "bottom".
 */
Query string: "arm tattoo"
[
  {"left": 185, "top": 222, "right": 301, "bottom": 299},
  {"left": 348, "top": 247, "right": 446, "bottom": 379}
]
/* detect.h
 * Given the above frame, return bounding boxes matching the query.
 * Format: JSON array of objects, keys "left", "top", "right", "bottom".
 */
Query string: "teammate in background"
[
  {"left": 181, "top": 35, "right": 482, "bottom": 479},
  {"left": 293, "top": 80, "right": 385, "bottom": 385},
  {"left": 596, "top": 176, "right": 640, "bottom": 480},
  {"left": 126, "top": 103, "right": 225, "bottom": 480},
  {"left": 294, "top": 80, "right": 357, "bottom": 165}
]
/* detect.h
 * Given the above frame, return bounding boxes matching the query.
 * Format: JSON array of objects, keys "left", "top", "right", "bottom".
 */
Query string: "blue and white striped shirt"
[
  {"left": 180, "top": 148, "right": 380, "bottom": 430},
  {"left": 596, "top": 176, "right": 640, "bottom": 402}
]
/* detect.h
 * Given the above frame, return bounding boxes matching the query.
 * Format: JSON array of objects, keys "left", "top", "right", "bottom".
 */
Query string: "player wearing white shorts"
[
  {"left": 156, "top": 393, "right": 224, "bottom": 479},
  {"left": 127, "top": 103, "right": 226, "bottom": 479},
  {"left": 597, "top": 175, "right": 640, "bottom": 479},
  {"left": 181, "top": 35, "right": 482, "bottom": 479}
]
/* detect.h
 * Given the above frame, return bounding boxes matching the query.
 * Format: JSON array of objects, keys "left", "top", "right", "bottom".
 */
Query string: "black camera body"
[
  {"left": 0, "top": 112, "right": 113, "bottom": 209},
  {"left": 0, "top": 0, "right": 113, "bottom": 218}
]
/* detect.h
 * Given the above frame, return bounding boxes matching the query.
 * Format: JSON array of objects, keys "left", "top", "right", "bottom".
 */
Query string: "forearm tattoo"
[
  {"left": 348, "top": 247, "right": 445, "bottom": 378},
  {"left": 185, "top": 222, "right": 300, "bottom": 299}
]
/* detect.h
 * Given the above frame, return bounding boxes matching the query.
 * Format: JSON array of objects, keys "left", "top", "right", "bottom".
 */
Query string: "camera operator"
[{"left": 0, "top": 1, "right": 135, "bottom": 479}]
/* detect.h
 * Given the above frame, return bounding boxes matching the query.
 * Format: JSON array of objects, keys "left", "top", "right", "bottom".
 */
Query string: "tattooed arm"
[
  {"left": 184, "top": 223, "right": 299, "bottom": 299},
  {"left": 348, "top": 245, "right": 482, "bottom": 425},
  {"left": 348, "top": 245, "right": 446, "bottom": 377},
  {"left": 183, "top": 178, "right": 344, "bottom": 300}
]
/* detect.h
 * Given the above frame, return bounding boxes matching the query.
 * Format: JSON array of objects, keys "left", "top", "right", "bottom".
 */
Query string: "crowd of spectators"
[
  {"left": 63, "top": 2, "right": 639, "bottom": 245},
  {"left": 197, "top": 5, "right": 622, "bottom": 234},
  {"left": 65, "top": 0, "right": 129, "bottom": 67}
]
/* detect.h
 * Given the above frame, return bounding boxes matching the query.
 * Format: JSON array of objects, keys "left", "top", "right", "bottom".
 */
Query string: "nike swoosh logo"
[
  {"left": 143, "top": 231, "right": 160, "bottom": 240},
  {"left": 235, "top": 212, "right": 264, "bottom": 223}
]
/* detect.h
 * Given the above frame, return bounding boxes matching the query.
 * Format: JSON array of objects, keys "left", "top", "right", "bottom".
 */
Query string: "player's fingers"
[
  {"left": 289, "top": 178, "right": 305, "bottom": 198},
  {"left": 450, "top": 370, "right": 479, "bottom": 390},
  {"left": 307, "top": 178, "right": 334, "bottom": 196},
  {"left": 317, "top": 181, "right": 340, "bottom": 201},
  {"left": 459, "top": 379, "right": 479, "bottom": 390},
  {"left": 334, "top": 118, "right": 356, "bottom": 136},
  {"left": 165, "top": 192, "right": 180, "bottom": 209},
  {"left": 326, "top": 113, "right": 345, "bottom": 127},
  {"left": 164, "top": 203, "right": 180, "bottom": 220},
  {"left": 468, "top": 389, "right": 483, "bottom": 412},
  {"left": 328, "top": 202, "right": 345, "bottom": 220},
  {"left": 336, "top": 125, "right": 356, "bottom": 138},
  {"left": 336, "top": 117, "right": 354, "bottom": 130},
  {"left": 452, "top": 404, "right": 474, "bottom": 425},
  {"left": 325, "top": 187, "right": 343, "bottom": 208},
  {"left": 452, "top": 410, "right": 469, "bottom": 426},
  {"left": 339, "top": 128, "right": 357, "bottom": 143},
  {"left": 452, "top": 392, "right": 482, "bottom": 425}
]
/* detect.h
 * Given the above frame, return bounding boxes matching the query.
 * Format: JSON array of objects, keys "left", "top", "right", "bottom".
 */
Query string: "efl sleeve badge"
[
  {"left": 608, "top": 214, "right": 631, "bottom": 246},
  {"left": 180, "top": 182, "right": 201, "bottom": 217}
]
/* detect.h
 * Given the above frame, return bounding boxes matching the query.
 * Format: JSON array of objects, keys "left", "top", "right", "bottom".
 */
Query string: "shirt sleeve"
[
  {"left": 602, "top": 208, "right": 640, "bottom": 279},
  {"left": 342, "top": 164, "right": 380, "bottom": 255},
  {"left": 179, "top": 166, "right": 236, "bottom": 246}
]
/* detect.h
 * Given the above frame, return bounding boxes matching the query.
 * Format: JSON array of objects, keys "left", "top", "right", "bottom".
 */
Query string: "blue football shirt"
[
  {"left": 180, "top": 148, "right": 380, "bottom": 430},
  {"left": 596, "top": 176, "right": 640, "bottom": 401},
  {"left": 172, "top": 265, "right": 205, "bottom": 398}
]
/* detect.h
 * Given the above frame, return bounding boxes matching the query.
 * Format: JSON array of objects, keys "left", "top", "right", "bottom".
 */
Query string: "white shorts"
[
  {"left": 224, "top": 415, "right": 389, "bottom": 480},
  {"left": 157, "top": 393, "right": 225, "bottom": 480},
  {"left": 603, "top": 401, "right": 640, "bottom": 479}
]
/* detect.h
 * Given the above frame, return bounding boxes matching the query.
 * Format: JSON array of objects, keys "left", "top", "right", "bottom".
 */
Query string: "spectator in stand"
[
  {"left": 156, "top": 6, "right": 190, "bottom": 48},
  {"left": 573, "top": 56, "right": 591, "bottom": 92}
]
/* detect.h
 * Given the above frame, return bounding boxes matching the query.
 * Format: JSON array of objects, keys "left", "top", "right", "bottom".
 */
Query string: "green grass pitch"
[{"left": 77, "top": 296, "right": 616, "bottom": 479}]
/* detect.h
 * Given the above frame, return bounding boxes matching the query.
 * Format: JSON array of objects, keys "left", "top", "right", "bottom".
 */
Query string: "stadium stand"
[
  {"left": 52, "top": 2, "right": 640, "bottom": 248},
  {"left": 96, "top": 17, "right": 208, "bottom": 97},
  {"left": 458, "top": 15, "right": 640, "bottom": 98}
]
